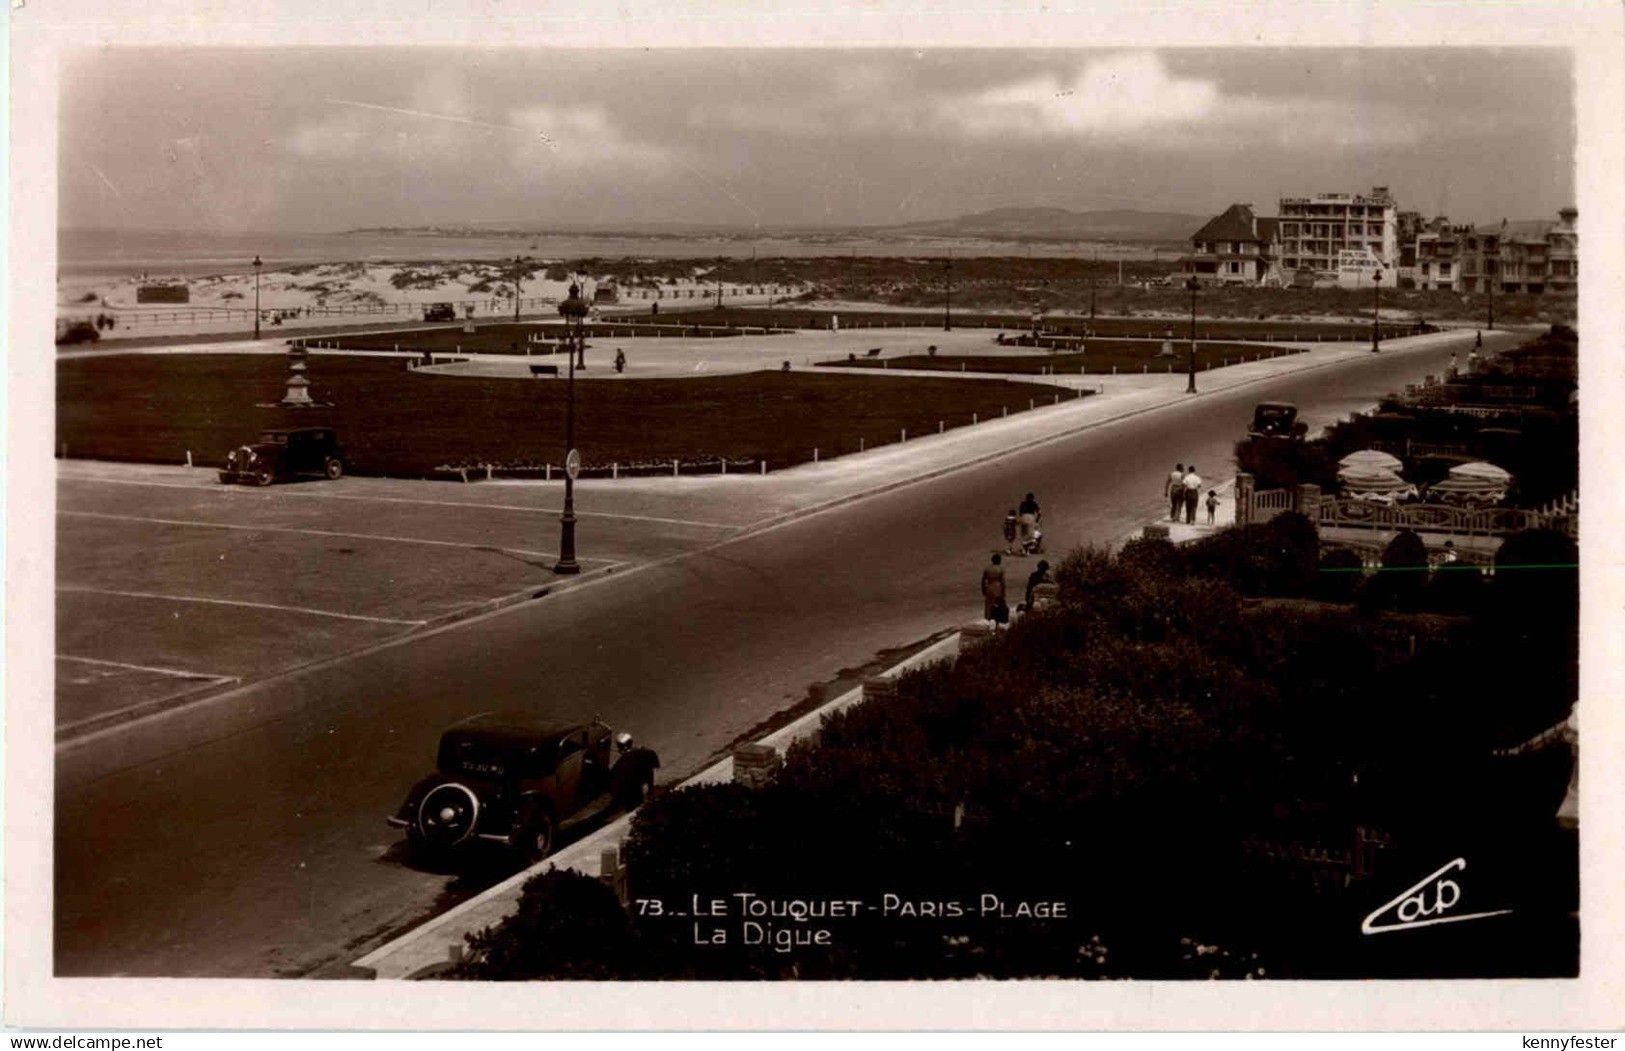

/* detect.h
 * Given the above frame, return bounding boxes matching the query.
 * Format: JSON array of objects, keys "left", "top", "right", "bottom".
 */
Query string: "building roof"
[
  {"left": 1190, "top": 204, "right": 1272, "bottom": 245},
  {"left": 1471, "top": 219, "right": 1558, "bottom": 243}
]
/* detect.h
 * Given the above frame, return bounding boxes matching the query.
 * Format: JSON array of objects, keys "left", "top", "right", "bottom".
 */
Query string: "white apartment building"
[{"left": 1277, "top": 187, "right": 1400, "bottom": 282}]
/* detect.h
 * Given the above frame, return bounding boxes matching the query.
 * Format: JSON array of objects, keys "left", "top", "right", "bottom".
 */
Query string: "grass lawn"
[
  {"left": 323, "top": 320, "right": 788, "bottom": 356},
  {"left": 648, "top": 306, "right": 1424, "bottom": 342},
  {"left": 816, "top": 340, "right": 1306, "bottom": 375},
  {"left": 57, "top": 354, "right": 1081, "bottom": 476}
]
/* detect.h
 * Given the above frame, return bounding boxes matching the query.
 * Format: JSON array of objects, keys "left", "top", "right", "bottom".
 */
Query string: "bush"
[
  {"left": 1183, "top": 512, "right": 1318, "bottom": 597},
  {"left": 1315, "top": 547, "right": 1365, "bottom": 602},
  {"left": 453, "top": 870, "right": 640, "bottom": 980},
  {"left": 1359, "top": 529, "right": 1428, "bottom": 612},
  {"left": 1234, "top": 437, "right": 1337, "bottom": 492},
  {"left": 1492, "top": 529, "right": 1578, "bottom": 628}
]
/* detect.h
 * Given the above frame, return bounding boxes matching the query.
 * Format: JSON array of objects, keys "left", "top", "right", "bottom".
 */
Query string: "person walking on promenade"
[
  {"left": 982, "top": 553, "right": 1008, "bottom": 627},
  {"left": 1166, "top": 464, "right": 1185, "bottom": 521},
  {"left": 1182, "top": 465, "right": 1202, "bottom": 525},
  {"left": 1018, "top": 491, "right": 1041, "bottom": 549},
  {"left": 1023, "top": 559, "right": 1052, "bottom": 613},
  {"left": 1002, "top": 509, "right": 1020, "bottom": 555},
  {"left": 1206, "top": 488, "right": 1219, "bottom": 526}
]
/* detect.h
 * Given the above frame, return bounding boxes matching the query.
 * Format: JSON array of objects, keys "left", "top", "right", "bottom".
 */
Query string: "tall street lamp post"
[
  {"left": 554, "top": 282, "right": 587, "bottom": 576},
  {"left": 252, "top": 255, "right": 262, "bottom": 340},
  {"left": 943, "top": 251, "right": 953, "bottom": 332},
  {"left": 1185, "top": 277, "right": 1199, "bottom": 394},
  {"left": 513, "top": 255, "right": 523, "bottom": 323},
  {"left": 1371, "top": 267, "right": 1383, "bottom": 353}
]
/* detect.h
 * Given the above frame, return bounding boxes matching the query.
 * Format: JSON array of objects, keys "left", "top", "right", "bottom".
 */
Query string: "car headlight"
[{"left": 227, "top": 450, "right": 237, "bottom": 465}]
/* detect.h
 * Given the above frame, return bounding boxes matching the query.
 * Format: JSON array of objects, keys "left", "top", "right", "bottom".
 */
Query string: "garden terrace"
[{"left": 56, "top": 354, "right": 1075, "bottom": 478}]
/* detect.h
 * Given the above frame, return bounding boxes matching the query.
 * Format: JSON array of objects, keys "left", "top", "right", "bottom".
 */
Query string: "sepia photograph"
[{"left": 7, "top": 0, "right": 1623, "bottom": 1035}]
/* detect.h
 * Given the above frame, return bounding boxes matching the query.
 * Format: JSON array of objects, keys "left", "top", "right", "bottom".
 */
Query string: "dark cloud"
[{"left": 59, "top": 47, "right": 1574, "bottom": 231}]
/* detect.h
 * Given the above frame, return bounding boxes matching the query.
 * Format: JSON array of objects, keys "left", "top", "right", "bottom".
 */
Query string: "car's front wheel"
[
  {"left": 324, "top": 457, "right": 344, "bottom": 480},
  {"left": 254, "top": 469, "right": 273, "bottom": 486}
]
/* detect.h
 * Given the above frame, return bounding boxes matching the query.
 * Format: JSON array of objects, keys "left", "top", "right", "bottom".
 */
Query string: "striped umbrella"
[{"left": 1339, "top": 449, "right": 1404, "bottom": 473}]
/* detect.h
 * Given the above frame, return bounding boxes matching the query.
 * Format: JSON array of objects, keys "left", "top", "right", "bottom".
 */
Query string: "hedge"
[{"left": 455, "top": 527, "right": 1577, "bottom": 980}]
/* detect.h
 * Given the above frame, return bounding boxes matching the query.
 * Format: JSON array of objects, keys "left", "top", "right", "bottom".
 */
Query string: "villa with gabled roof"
[{"left": 1178, "top": 204, "right": 1280, "bottom": 286}]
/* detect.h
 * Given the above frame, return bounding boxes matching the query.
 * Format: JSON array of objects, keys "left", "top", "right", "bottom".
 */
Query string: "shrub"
[
  {"left": 1315, "top": 547, "right": 1364, "bottom": 602},
  {"left": 1492, "top": 529, "right": 1578, "bottom": 627},
  {"left": 1234, "top": 437, "right": 1337, "bottom": 492},
  {"left": 1359, "top": 529, "right": 1427, "bottom": 612},
  {"left": 453, "top": 869, "right": 640, "bottom": 980},
  {"left": 1183, "top": 512, "right": 1318, "bottom": 597}
]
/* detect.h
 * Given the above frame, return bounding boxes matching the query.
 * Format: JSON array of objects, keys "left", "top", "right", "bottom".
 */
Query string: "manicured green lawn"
[
  {"left": 816, "top": 341, "right": 1307, "bottom": 375},
  {"left": 57, "top": 354, "right": 1082, "bottom": 476}
]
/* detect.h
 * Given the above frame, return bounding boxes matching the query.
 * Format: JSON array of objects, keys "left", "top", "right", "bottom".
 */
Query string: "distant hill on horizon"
[
  {"left": 342, "top": 206, "right": 1208, "bottom": 245},
  {"left": 869, "top": 206, "right": 1207, "bottom": 243}
]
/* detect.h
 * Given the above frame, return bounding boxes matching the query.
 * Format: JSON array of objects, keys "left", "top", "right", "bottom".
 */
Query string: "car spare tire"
[{"left": 416, "top": 782, "right": 481, "bottom": 850}]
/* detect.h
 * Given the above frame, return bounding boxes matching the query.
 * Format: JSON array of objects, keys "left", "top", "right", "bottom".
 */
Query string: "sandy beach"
[{"left": 56, "top": 259, "right": 804, "bottom": 340}]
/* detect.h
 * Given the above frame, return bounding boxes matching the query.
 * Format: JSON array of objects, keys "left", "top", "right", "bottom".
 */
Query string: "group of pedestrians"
[
  {"left": 1166, "top": 463, "right": 1218, "bottom": 526},
  {"left": 980, "top": 553, "right": 1051, "bottom": 629},
  {"left": 1000, "top": 492, "right": 1042, "bottom": 555},
  {"left": 981, "top": 491, "right": 1054, "bottom": 627}
]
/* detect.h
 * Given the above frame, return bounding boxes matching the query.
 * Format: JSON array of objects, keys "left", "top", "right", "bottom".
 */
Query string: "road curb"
[
  {"left": 350, "top": 630, "right": 966, "bottom": 979},
  {"left": 731, "top": 333, "right": 1461, "bottom": 545}
]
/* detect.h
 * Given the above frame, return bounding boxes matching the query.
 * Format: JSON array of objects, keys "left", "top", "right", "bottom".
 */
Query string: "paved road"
[{"left": 53, "top": 336, "right": 1483, "bottom": 977}]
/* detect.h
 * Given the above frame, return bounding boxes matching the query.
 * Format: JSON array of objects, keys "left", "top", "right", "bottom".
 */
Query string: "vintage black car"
[
  {"left": 388, "top": 714, "right": 660, "bottom": 862},
  {"left": 1247, "top": 401, "right": 1309, "bottom": 440},
  {"left": 219, "top": 427, "right": 346, "bottom": 485},
  {"left": 423, "top": 302, "right": 457, "bottom": 322}
]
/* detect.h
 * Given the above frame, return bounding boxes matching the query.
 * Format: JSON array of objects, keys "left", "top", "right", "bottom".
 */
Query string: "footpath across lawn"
[
  {"left": 817, "top": 341, "right": 1306, "bottom": 376},
  {"left": 57, "top": 354, "right": 1079, "bottom": 477}
]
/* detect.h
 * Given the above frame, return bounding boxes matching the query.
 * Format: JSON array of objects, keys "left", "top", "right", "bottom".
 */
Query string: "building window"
[{"left": 1439, "top": 264, "right": 1451, "bottom": 277}]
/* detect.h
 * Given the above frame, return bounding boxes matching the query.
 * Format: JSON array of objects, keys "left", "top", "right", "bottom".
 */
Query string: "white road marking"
[
  {"left": 58, "top": 476, "right": 740, "bottom": 529},
  {"left": 57, "top": 654, "right": 239, "bottom": 682},
  {"left": 59, "top": 510, "right": 559, "bottom": 557},
  {"left": 57, "top": 585, "right": 426, "bottom": 626}
]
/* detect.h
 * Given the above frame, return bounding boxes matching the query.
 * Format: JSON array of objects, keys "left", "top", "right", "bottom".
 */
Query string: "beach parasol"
[
  {"left": 1337, "top": 467, "right": 1414, "bottom": 501},
  {"left": 1448, "top": 461, "right": 1513, "bottom": 484},
  {"left": 1339, "top": 449, "right": 1403, "bottom": 472}
]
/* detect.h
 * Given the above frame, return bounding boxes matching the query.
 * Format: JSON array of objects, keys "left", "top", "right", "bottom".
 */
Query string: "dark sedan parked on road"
[
  {"left": 388, "top": 714, "right": 660, "bottom": 863},
  {"left": 219, "top": 427, "right": 346, "bottom": 485}
]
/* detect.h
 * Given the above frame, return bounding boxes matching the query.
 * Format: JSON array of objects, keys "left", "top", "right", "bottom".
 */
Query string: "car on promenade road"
[
  {"left": 388, "top": 714, "right": 661, "bottom": 863},
  {"left": 1247, "top": 401, "right": 1309, "bottom": 440},
  {"left": 423, "top": 303, "right": 457, "bottom": 322},
  {"left": 218, "top": 427, "right": 346, "bottom": 485}
]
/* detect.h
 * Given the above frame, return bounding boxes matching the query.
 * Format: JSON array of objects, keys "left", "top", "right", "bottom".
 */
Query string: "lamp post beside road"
[
  {"left": 513, "top": 255, "right": 523, "bottom": 323},
  {"left": 554, "top": 282, "right": 587, "bottom": 576},
  {"left": 1185, "top": 276, "right": 1199, "bottom": 394},
  {"left": 1371, "top": 267, "right": 1383, "bottom": 353},
  {"left": 252, "top": 255, "right": 262, "bottom": 340},
  {"left": 943, "top": 251, "right": 953, "bottom": 331}
]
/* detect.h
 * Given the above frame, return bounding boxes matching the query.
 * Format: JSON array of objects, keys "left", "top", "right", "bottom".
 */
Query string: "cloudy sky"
[{"left": 59, "top": 48, "right": 1574, "bottom": 232}]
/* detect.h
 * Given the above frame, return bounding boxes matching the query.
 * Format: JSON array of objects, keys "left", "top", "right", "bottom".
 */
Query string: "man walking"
[
  {"left": 1166, "top": 464, "right": 1185, "bottom": 521},
  {"left": 1182, "top": 464, "right": 1202, "bottom": 525},
  {"left": 981, "top": 553, "right": 1008, "bottom": 627}
]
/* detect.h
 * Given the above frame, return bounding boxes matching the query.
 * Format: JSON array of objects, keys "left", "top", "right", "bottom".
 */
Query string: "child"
[
  {"left": 1002, "top": 510, "right": 1020, "bottom": 555},
  {"left": 1205, "top": 489, "right": 1219, "bottom": 525}
]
